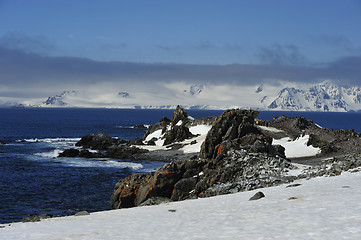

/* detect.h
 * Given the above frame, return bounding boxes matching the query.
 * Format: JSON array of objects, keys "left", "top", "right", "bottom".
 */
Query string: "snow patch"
[
  {"left": 257, "top": 125, "right": 284, "bottom": 133},
  {"left": 272, "top": 135, "right": 321, "bottom": 158}
]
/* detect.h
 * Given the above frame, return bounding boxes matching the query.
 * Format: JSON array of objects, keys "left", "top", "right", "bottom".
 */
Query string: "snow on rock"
[
  {"left": 272, "top": 135, "right": 321, "bottom": 158},
  {"left": 257, "top": 125, "right": 284, "bottom": 133},
  {"left": 144, "top": 129, "right": 163, "bottom": 143},
  {"left": 2, "top": 171, "right": 361, "bottom": 239},
  {"left": 181, "top": 125, "right": 212, "bottom": 153}
]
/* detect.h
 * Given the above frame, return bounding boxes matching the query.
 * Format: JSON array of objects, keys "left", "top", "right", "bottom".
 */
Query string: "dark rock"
[
  {"left": 159, "top": 116, "right": 171, "bottom": 123},
  {"left": 139, "top": 197, "right": 171, "bottom": 206},
  {"left": 171, "top": 177, "right": 198, "bottom": 201},
  {"left": 199, "top": 109, "right": 260, "bottom": 159},
  {"left": 286, "top": 183, "right": 302, "bottom": 188},
  {"left": 162, "top": 125, "right": 196, "bottom": 146},
  {"left": 170, "top": 105, "right": 189, "bottom": 126},
  {"left": 133, "top": 125, "right": 147, "bottom": 129},
  {"left": 58, "top": 148, "right": 80, "bottom": 157},
  {"left": 75, "top": 132, "right": 119, "bottom": 150},
  {"left": 79, "top": 149, "right": 103, "bottom": 158},
  {"left": 106, "top": 145, "right": 148, "bottom": 159},
  {"left": 147, "top": 138, "right": 156, "bottom": 145},
  {"left": 249, "top": 191, "right": 265, "bottom": 201},
  {"left": 110, "top": 161, "right": 186, "bottom": 209},
  {"left": 74, "top": 211, "right": 90, "bottom": 216},
  {"left": 0, "top": 140, "right": 5, "bottom": 145},
  {"left": 128, "top": 138, "right": 144, "bottom": 145},
  {"left": 21, "top": 214, "right": 54, "bottom": 222}
]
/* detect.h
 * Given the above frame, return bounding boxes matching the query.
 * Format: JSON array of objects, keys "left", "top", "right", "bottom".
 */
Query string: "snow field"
[
  {"left": 272, "top": 135, "right": 321, "bottom": 158},
  {"left": 2, "top": 171, "right": 361, "bottom": 239}
]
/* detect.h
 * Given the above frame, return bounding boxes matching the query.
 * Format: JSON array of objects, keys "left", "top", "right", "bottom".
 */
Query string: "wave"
[
  {"left": 34, "top": 149, "right": 64, "bottom": 158},
  {"left": 17, "top": 137, "right": 81, "bottom": 143},
  {"left": 116, "top": 125, "right": 150, "bottom": 129},
  {"left": 60, "top": 158, "right": 144, "bottom": 169}
]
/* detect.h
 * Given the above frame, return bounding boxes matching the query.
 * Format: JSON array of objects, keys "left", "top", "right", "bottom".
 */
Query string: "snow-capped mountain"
[
  {"left": 118, "top": 92, "right": 130, "bottom": 98},
  {"left": 262, "top": 81, "right": 361, "bottom": 111},
  {"left": 14, "top": 81, "right": 361, "bottom": 112},
  {"left": 183, "top": 84, "right": 204, "bottom": 96},
  {"left": 42, "top": 91, "right": 78, "bottom": 107}
]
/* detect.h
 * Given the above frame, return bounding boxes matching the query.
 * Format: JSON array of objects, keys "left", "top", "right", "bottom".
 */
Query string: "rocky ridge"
[
  {"left": 110, "top": 108, "right": 361, "bottom": 209},
  {"left": 110, "top": 109, "right": 293, "bottom": 208},
  {"left": 262, "top": 115, "right": 361, "bottom": 156},
  {"left": 58, "top": 105, "right": 215, "bottom": 161}
]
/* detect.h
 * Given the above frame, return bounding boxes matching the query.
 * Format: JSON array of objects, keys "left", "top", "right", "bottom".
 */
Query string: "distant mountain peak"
[
  {"left": 265, "top": 81, "right": 361, "bottom": 112},
  {"left": 118, "top": 91, "right": 130, "bottom": 98},
  {"left": 43, "top": 91, "right": 77, "bottom": 107},
  {"left": 183, "top": 84, "right": 204, "bottom": 96}
]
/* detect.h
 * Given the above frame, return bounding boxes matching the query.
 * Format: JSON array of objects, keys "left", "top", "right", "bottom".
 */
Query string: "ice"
[{"left": 2, "top": 171, "right": 361, "bottom": 239}]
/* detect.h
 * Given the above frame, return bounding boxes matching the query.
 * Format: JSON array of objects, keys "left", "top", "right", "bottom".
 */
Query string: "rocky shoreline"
[{"left": 57, "top": 106, "right": 361, "bottom": 212}]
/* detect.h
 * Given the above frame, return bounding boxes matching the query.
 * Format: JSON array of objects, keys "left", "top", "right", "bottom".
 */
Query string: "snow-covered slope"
[
  {"left": 263, "top": 81, "right": 361, "bottom": 111},
  {"left": 10, "top": 80, "right": 361, "bottom": 111},
  {"left": 2, "top": 171, "right": 361, "bottom": 239},
  {"left": 42, "top": 91, "right": 78, "bottom": 107}
]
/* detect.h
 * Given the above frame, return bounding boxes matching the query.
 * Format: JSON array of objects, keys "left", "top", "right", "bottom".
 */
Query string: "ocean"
[{"left": 1, "top": 108, "right": 361, "bottom": 224}]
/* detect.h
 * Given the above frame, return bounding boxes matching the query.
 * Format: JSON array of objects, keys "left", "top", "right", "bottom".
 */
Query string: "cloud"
[
  {"left": 0, "top": 32, "right": 56, "bottom": 55},
  {"left": 257, "top": 44, "right": 308, "bottom": 66},
  {"left": 1, "top": 45, "right": 361, "bottom": 100}
]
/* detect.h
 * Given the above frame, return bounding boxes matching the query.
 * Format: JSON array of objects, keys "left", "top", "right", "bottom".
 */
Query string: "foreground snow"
[{"left": 2, "top": 171, "right": 361, "bottom": 239}]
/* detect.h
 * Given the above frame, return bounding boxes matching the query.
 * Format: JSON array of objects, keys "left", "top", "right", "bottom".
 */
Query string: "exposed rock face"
[
  {"left": 143, "top": 105, "right": 198, "bottom": 146},
  {"left": 265, "top": 115, "right": 361, "bottom": 156},
  {"left": 75, "top": 132, "right": 121, "bottom": 150},
  {"left": 59, "top": 132, "right": 147, "bottom": 159},
  {"left": 199, "top": 109, "right": 263, "bottom": 159},
  {"left": 110, "top": 109, "right": 292, "bottom": 209}
]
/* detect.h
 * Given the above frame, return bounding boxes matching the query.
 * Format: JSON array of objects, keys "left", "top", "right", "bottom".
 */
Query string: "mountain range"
[{"left": 8, "top": 80, "right": 361, "bottom": 112}]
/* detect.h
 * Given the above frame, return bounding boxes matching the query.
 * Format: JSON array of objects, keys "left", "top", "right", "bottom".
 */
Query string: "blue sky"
[
  {"left": 1, "top": 0, "right": 361, "bottom": 102},
  {"left": 1, "top": 0, "right": 360, "bottom": 64}
]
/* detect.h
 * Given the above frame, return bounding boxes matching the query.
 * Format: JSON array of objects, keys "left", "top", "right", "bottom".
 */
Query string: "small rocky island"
[{"left": 59, "top": 106, "right": 361, "bottom": 209}]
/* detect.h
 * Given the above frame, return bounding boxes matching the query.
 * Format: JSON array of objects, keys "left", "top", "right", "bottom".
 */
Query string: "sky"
[{"left": 1, "top": 0, "right": 361, "bottom": 103}]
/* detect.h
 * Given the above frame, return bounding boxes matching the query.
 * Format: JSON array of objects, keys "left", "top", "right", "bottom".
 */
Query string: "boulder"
[
  {"left": 110, "top": 162, "right": 186, "bottom": 208},
  {"left": 162, "top": 125, "right": 196, "bottom": 146},
  {"left": 75, "top": 132, "right": 119, "bottom": 150},
  {"left": 58, "top": 149, "right": 80, "bottom": 157},
  {"left": 0, "top": 140, "right": 5, "bottom": 145},
  {"left": 249, "top": 192, "right": 265, "bottom": 201},
  {"left": 106, "top": 145, "right": 148, "bottom": 159}
]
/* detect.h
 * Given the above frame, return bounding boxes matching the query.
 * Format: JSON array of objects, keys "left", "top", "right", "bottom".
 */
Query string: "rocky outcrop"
[
  {"left": 199, "top": 109, "right": 261, "bottom": 159},
  {"left": 110, "top": 109, "right": 292, "bottom": 209},
  {"left": 59, "top": 132, "right": 147, "bottom": 159},
  {"left": 265, "top": 116, "right": 361, "bottom": 156},
  {"left": 143, "top": 105, "right": 198, "bottom": 146},
  {"left": 75, "top": 132, "right": 124, "bottom": 150}
]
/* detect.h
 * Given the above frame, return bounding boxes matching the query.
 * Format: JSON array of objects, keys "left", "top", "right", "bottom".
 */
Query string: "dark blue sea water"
[{"left": 1, "top": 108, "right": 361, "bottom": 224}]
